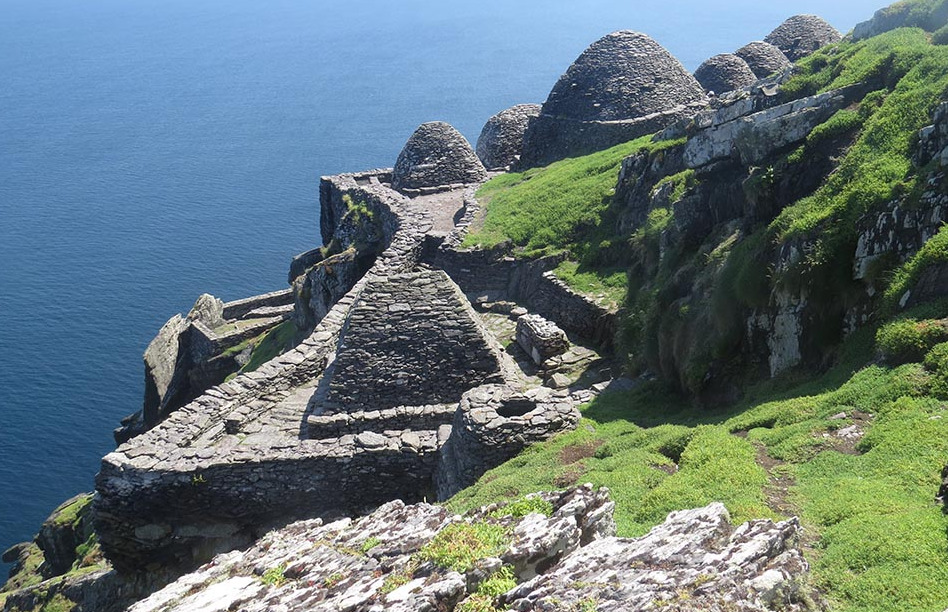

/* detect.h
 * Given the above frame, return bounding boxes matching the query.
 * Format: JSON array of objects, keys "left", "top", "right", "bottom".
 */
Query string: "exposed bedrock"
[
  {"left": 609, "top": 79, "right": 870, "bottom": 394},
  {"left": 519, "top": 31, "right": 708, "bottom": 168},
  {"left": 391, "top": 121, "right": 487, "bottom": 193},
  {"left": 121, "top": 486, "right": 815, "bottom": 612},
  {"left": 735, "top": 41, "right": 792, "bottom": 80},
  {"left": 475, "top": 103, "right": 541, "bottom": 170},
  {"left": 764, "top": 15, "right": 841, "bottom": 62},
  {"left": 694, "top": 53, "right": 758, "bottom": 95}
]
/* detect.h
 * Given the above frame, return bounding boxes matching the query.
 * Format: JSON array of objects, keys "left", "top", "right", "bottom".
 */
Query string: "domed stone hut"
[
  {"left": 391, "top": 121, "right": 487, "bottom": 193},
  {"left": 764, "top": 15, "right": 841, "bottom": 62},
  {"left": 735, "top": 41, "right": 792, "bottom": 79},
  {"left": 475, "top": 103, "right": 541, "bottom": 170},
  {"left": 693, "top": 53, "right": 758, "bottom": 95},
  {"left": 519, "top": 31, "right": 708, "bottom": 168}
]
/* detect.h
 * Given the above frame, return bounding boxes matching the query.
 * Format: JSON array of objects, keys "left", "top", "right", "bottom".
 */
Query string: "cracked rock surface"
[{"left": 126, "top": 486, "right": 815, "bottom": 612}]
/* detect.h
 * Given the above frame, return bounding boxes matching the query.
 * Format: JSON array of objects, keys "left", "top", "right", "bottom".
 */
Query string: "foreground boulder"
[
  {"left": 475, "top": 103, "right": 541, "bottom": 170},
  {"left": 735, "top": 41, "right": 792, "bottom": 79},
  {"left": 123, "top": 486, "right": 815, "bottom": 612},
  {"left": 694, "top": 53, "right": 758, "bottom": 94},
  {"left": 519, "top": 31, "right": 707, "bottom": 168},
  {"left": 391, "top": 121, "right": 487, "bottom": 192},
  {"left": 764, "top": 15, "right": 842, "bottom": 62}
]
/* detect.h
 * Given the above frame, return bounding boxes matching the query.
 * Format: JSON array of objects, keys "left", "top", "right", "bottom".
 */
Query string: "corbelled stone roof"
[
  {"left": 391, "top": 121, "right": 487, "bottom": 192},
  {"left": 694, "top": 53, "right": 758, "bottom": 95},
  {"left": 541, "top": 31, "right": 707, "bottom": 122},
  {"left": 475, "top": 103, "right": 541, "bottom": 170},
  {"left": 735, "top": 41, "right": 792, "bottom": 79},
  {"left": 764, "top": 15, "right": 841, "bottom": 62}
]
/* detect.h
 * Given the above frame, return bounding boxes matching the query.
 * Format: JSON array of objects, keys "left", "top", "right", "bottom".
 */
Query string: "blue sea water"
[{"left": 0, "top": 0, "right": 877, "bottom": 557}]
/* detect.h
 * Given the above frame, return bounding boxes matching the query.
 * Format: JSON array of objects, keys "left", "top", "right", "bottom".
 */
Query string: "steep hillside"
[{"left": 458, "top": 15, "right": 948, "bottom": 612}]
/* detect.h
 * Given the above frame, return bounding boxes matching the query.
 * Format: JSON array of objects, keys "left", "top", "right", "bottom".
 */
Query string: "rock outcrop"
[
  {"left": 391, "top": 122, "right": 487, "bottom": 193},
  {"left": 853, "top": 1, "right": 948, "bottom": 41},
  {"left": 694, "top": 53, "right": 758, "bottom": 95},
  {"left": 475, "top": 103, "right": 541, "bottom": 170},
  {"left": 121, "top": 486, "right": 815, "bottom": 612},
  {"left": 764, "top": 15, "right": 842, "bottom": 62},
  {"left": 735, "top": 41, "right": 792, "bottom": 79},
  {"left": 519, "top": 31, "right": 708, "bottom": 168},
  {"left": 121, "top": 289, "right": 295, "bottom": 443}
]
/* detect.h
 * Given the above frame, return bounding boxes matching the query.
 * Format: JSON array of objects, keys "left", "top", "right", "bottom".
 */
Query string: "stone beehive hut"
[
  {"left": 735, "top": 41, "right": 792, "bottom": 79},
  {"left": 391, "top": 121, "right": 487, "bottom": 192},
  {"left": 519, "top": 31, "right": 707, "bottom": 168},
  {"left": 764, "top": 15, "right": 842, "bottom": 62},
  {"left": 693, "top": 53, "right": 758, "bottom": 95},
  {"left": 475, "top": 103, "right": 541, "bottom": 170}
]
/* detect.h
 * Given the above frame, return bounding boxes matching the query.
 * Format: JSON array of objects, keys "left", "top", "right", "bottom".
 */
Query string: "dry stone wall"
[
  {"left": 436, "top": 384, "right": 580, "bottom": 500},
  {"left": 321, "top": 268, "right": 504, "bottom": 413}
]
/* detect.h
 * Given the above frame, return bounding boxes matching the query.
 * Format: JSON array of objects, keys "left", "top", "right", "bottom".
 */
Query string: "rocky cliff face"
[
  {"left": 8, "top": 4, "right": 947, "bottom": 612},
  {"left": 121, "top": 486, "right": 816, "bottom": 612}
]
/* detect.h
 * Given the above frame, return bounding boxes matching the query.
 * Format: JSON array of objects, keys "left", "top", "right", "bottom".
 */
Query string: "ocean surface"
[{"left": 0, "top": 0, "right": 878, "bottom": 558}]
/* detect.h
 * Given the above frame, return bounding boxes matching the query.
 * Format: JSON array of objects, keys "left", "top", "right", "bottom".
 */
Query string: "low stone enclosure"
[{"left": 94, "top": 166, "right": 615, "bottom": 574}]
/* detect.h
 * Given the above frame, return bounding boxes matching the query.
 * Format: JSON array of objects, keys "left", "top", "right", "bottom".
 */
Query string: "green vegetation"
[
  {"left": 450, "top": 320, "right": 948, "bottom": 611},
  {"left": 465, "top": 136, "right": 655, "bottom": 256},
  {"left": 261, "top": 565, "right": 287, "bottom": 587},
  {"left": 456, "top": 566, "right": 517, "bottom": 612},
  {"left": 51, "top": 494, "right": 92, "bottom": 529},
  {"left": 868, "top": 0, "right": 948, "bottom": 35},
  {"left": 773, "top": 30, "right": 948, "bottom": 245},
  {"left": 488, "top": 495, "right": 553, "bottom": 519},
  {"left": 552, "top": 261, "right": 626, "bottom": 306},
  {"left": 360, "top": 536, "right": 381, "bottom": 554},
  {"left": 224, "top": 320, "right": 295, "bottom": 382},
  {"left": 876, "top": 315, "right": 948, "bottom": 363},
  {"left": 883, "top": 224, "right": 948, "bottom": 312},
  {"left": 418, "top": 522, "right": 510, "bottom": 573}
]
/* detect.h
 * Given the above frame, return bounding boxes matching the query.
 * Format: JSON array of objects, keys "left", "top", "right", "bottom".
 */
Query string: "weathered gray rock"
[
  {"left": 120, "top": 487, "right": 814, "bottom": 612},
  {"left": 764, "top": 15, "right": 841, "bottom": 62},
  {"left": 694, "top": 53, "right": 758, "bottom": 95},
  {"left": 187, "top": 294, "right": 225, "bottom": 329},
  {"left": 35, "top": 493, "right": 95, "bottom": 576},
  {"left": 475, "top": 104, "right": 541, "bottom": 170},
  {"left": 391, "top": 122, "right": 487, "bottom": 192},
  {"left": 520, "top": 31, "right": 707, "bottom": 167},
  {"left": 504, "top": 503, "right": 811, "bottom": 611},
  {"left": 735, "top": 41, "right": 792, "bottom": 79}
]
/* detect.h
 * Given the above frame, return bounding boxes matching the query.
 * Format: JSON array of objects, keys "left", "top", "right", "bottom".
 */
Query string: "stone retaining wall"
[
  {"left": 306, "top": 404, "right": 457, "bottom": 439},
  {"left": 221, "top": 289, "right": 294, "bottom": 321}
]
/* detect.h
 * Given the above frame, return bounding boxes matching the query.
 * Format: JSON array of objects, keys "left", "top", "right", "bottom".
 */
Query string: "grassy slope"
[
  {"left": 449, "top": 22, "right": 948, "bottom": 612},
  {"left": 449, "top": 328, "right": 948, "bottom": 611}
]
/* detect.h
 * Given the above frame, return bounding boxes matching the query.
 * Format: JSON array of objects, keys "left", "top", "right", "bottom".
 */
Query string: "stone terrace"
[{"left": 94, "top": 164, "right": 606, "bottom": 574}]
